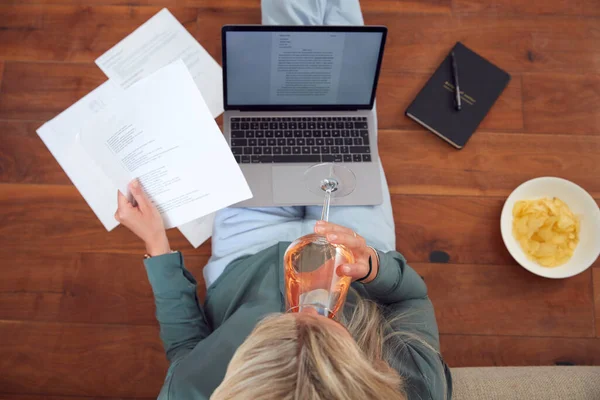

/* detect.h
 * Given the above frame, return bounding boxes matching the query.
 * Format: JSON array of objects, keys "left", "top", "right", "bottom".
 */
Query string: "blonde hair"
[{"left": 211, "top": 293, "right": 409, "bottom": 400}]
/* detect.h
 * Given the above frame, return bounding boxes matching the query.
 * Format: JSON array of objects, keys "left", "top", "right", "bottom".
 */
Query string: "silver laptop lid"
[{"left": 222, "top": 25, "right": 387, "bottom": 112}]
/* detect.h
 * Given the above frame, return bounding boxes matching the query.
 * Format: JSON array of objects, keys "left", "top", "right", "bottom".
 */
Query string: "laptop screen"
[{"left": 222, "top": 26, "right": 386, "bottom": 110}]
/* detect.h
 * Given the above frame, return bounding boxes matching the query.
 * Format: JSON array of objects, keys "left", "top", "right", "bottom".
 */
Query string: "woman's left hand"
[
  {"left": 115, "top": 179, "right": 170, "bottom": 256},
  {"left": 314, "top": 221, "right": 379, "bottom": 283}
]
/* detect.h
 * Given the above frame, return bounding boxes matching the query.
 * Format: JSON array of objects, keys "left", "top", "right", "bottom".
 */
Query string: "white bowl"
[{"left": 501, "top": 177, "right": 600, "bottom": 279}]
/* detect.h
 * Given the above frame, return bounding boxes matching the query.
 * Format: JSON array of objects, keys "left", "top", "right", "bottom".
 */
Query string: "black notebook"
[{"left": 406, "top": 42, "right": 510, "bottom": 149}]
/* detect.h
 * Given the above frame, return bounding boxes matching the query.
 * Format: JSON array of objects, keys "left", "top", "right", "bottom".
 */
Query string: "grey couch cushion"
[{"left": 452, "top": 366, "right": 600, "bottom": 400}]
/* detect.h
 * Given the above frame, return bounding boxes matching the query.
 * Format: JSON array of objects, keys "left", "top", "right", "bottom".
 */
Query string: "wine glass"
[{"left": 284, "top": 163, "right": 357, "bottom": 318}]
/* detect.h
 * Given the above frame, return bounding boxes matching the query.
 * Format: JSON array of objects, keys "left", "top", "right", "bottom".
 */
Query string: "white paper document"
[
  {"left": 37, "top": 81, "right": 123, "bottom": 231},
  {"left": 178, "top": 212, "right": 215, "bottom": 248},
  {"left": 36, "top": 80, "right": 218, "bottom": 247},
  {"left": 95, "top": 8, "right": 223, "bottom": 118},
  {"left": 78, "top": 60, "right": 251, "bottom": 229}
]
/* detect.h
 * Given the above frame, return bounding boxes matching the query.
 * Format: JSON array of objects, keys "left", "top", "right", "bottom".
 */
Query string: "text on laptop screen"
[{"left": 225, "top": 30, "right": 383, "bottom": 107}]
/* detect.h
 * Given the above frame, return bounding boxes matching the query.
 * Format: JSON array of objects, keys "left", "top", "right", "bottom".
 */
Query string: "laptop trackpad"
[{"left": 272, "top": 166, "right": 323, "bottom": 205}]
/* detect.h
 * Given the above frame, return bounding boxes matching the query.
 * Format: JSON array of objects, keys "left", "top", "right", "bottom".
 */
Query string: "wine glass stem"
[{"left": 321, "top": 190, "right": 332, "bottom": 222}]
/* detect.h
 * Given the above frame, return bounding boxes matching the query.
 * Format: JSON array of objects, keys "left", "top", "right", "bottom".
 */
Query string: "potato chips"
[{"left": 512, "top": 197, "right": 580, "bottom": 267}]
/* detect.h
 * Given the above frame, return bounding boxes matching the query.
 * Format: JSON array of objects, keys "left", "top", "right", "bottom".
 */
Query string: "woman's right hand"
[
  {"left": 314, "top": 221, "right": 379, "bottom": 283},
  {"left": 115, "top": 179, "right": 171, "bottom": 257}
]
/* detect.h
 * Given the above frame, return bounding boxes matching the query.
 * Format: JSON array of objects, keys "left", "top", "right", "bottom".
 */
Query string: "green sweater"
[{"left": 145, "top": 243, "right": 452, "bottom": 399}]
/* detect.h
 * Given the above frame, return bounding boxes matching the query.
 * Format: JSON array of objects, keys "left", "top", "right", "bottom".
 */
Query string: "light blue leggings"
[{"left": 203, "top": 0, "right": 395, "bottom": 287}]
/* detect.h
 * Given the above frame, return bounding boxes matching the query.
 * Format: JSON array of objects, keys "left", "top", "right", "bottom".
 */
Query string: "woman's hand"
[
  {"left": 115, "top": 179, "right": 171, "bottom": 257},
  {"left": 314, "top": 221, "right": 379, "bottom": 283}
]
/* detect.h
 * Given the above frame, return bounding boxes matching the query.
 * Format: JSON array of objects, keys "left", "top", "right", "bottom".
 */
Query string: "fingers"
[
  {"left": 337, "top": 262, "right": 370, "bottom": 281},
  {"left": 115, "top": 191, "right": 131, "bottom": 222},
  {"left": 326, "top": 231, "right": 366, "bottom": 249},
  {"left": 314, "top": 221, "right": 370, "bottom": 281},
  {"left": 314, "top": 221, "right": 366, "bottom": 249},
  {"left": 117, "top": 190, "right": 130, "bottom": 210},
  {"left": 314, "top": 220, "right": 354, "bottom": 236},
  {"left": 128, "top": 179, "right": 150, "bottom": 212}
]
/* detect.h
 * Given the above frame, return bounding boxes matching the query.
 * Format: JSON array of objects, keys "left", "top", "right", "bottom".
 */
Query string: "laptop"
[{"left": 222, "top": 25, "right": 387, "bottom": 207}]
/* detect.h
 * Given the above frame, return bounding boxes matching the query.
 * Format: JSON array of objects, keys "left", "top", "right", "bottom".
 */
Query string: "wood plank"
[
  {"left": 0, "top": 186, "right": 596, "bottom": 267},
  {"left": 0, "top": 121, "right": 70, "bottom": 184},
  {"left": 392, "top": 194, "right": 512, "bottom": 265},
  {"left": 378, "top": 130, "right": 600, "bottom": 197},
  {"left": 594, "top": 269, "right": 600, "bottom": 337},
  {"left": 0, "top": 6, "right": 198, "bottom": 63},
  {"left": 395, "top": 196, "right": 598, "bottom": 266},
  {"left": 413, "top": 263, "right": 595, "bottom": 337},
  {"left": 452, "top": 0, "right": 587, "bottom": 16},
  {"left": 4, "top": 120, "right": 599, "bottom": 197},
  {"left": 480, "top": 75, "right": 524, "bottom": 131},
  {"left": 0, "top": 251, "right": 209, "bottom": 325},
  {"left": 366, "top": 14, "right": 600, "bottom": 74},
  {"left": 204, "top": 6, "right": 600, "bottom": 76},
  {"left": 1, "top": 24, "right": 597, "bottom": 124},
  {"left": 377, "top": 70, "right": 523, "bottom": 131},
  {"left": 0, "top": 62, "right": 106, "bottom": 121},
  {"left": 3, "top": 183, "right": 593, "bottom": 267},
  {"left": 2, "top": 327, "right": 598, "bottom": 397},
  {"left": 394, "top": 195, "right": 600, "bottom": 266},
  {"left": 0, "top": 9, "right": 250, "bottom": 122},
  {"left": 0, "top": 320, "right": 166, "bottom": 397},
  {"left": 453, "top": 1, "right": 600, "bottom": 17},
  {"left": 441, "top": 335, "right": 600, "bottom": 367},
  {"left": 0, "top": 184, "right": 211, "bottom": 255},
  {"left": 362, "top": 0, "right": 452, "bottom": 14},
  {"left": 0, "top": 6, "right": 597, "bottom": 74},
  {"left": 0, "top": 0, "right": 452, "bottom": 15},
  {"left": 0, "top": 197, "right": 595, "bottom": 331},
  {"left": 0, "top": 60, "right": 4, "bottom": 90},
  {"left": 0, "top": 0, "right": 258, "bottom": 7},
  {"left": 583, "top": 0, "right": 600, "bottom": 16},
  {"left": 8, "top": 122, "right": 600, "bottom": 197},
  {"left": 0, "top": 184, "right": 506, "bottom": 264},
  {"left": 523, "top": 73, "right": 600, "bottom": 135}
]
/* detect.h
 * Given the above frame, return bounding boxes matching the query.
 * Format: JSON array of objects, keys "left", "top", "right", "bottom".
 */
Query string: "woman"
[{"left": 115, "top": 1, "right": 452, "bottom": 399}]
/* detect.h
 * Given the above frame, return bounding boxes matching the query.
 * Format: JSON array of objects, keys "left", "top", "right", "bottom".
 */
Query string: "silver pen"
[{"left": 451, "top": 51, "right": 461, "bottom": 111}]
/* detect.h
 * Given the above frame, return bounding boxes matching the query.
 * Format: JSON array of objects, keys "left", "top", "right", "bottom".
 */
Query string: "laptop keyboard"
[{"left": 229, "top": 116, "right": 372, "bottom": 164}]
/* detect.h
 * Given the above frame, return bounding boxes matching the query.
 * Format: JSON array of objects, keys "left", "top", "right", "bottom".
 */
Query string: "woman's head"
[{"left": 211, "top": 309, "right": 406, "bottom": 400}]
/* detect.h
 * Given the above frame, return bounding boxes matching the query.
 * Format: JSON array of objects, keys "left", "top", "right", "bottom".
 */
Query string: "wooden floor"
[{"left": 1, "top": 0, "right": 599, "bottom": 397}]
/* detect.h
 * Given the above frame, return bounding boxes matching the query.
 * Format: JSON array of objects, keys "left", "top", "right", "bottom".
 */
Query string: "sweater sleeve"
[
  {"left": 144, "top": 252, "right": 212, "bottom": 364},
  {"left": 362, "top": 251, "right": 427, "bottom": 305},
  {"left": 360, "top": 250, "right": 452, "bottom": 400}
]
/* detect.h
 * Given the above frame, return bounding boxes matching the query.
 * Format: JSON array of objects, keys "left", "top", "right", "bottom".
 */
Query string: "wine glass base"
[
  {"left": 304, "top": 163, "right": 356, "bottom": 198},
  {"left": 321, "top": 178, "right": 339, "bottom": 193}
]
